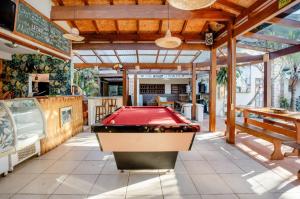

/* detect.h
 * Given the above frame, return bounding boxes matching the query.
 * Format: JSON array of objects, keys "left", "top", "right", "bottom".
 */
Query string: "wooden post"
[
  {"left": 192, "top": 64, "right": 197, "bottom": 120},
  {"left": 209, "top": 48, "right": 217, "bottom": 132},
  {"left": 122, "top": 69, "right": 127, "bottom": 106},
  {"left": 226, "top": 22, "right": 236, "bottom": 144},
  {"left": 134, "top": 73, "right": 138, "bottom": 106},
  {"left": 264, "top": 53, "right": 271, "bottom": 107}
]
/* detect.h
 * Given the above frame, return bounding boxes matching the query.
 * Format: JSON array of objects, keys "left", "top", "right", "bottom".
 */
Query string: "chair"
[
  {"left": 156, "top": 96, "right": 174, "bottom": 108},
  {"left": 107, "top": 99, "right": 117, "bottom": 114},
  {"left": 95, "top": 100, "right": 107, "bottom": 123}
]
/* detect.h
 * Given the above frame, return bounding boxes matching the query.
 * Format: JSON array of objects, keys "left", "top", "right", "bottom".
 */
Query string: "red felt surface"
[{"left": 102, "top": 106, "right": 190, "bottom": 125}]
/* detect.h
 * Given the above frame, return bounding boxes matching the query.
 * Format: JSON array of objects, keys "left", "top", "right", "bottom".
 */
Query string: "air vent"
[{"left": 17, "top": 144, "right": 36, "bottom": 161}]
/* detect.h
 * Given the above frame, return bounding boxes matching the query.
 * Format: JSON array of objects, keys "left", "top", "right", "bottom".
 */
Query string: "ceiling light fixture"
[
  {"left": 155, "top": 4, "right": 181, "bottom": 49},
  {"left": 4, "top": 42, "right": 18, "bottom": 48},
  {"left": 63, "top": 28, "right": 85, "bottom": 42},
  {"left": 113, "top": 64, "right": 123, "bottom": 71},
  {"left": 167, "top": 0, "right": 217, "bottom": 10}
]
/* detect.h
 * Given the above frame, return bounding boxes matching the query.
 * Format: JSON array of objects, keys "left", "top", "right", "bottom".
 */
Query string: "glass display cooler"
[
  {"left": 0, "top": 98, "right": 46, "bottom": 173},
  {"left": 0, "top": 103, "right": 15, "bottom": 176}
]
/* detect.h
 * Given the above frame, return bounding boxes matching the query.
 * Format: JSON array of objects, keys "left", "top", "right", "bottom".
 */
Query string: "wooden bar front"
[{"left": 37, "top": 96, "right": 84, "bottom": 154}]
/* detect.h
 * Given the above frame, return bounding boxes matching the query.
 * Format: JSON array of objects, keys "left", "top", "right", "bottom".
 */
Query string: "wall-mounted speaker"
[{"left": 205, "top": 33, "right": 213, "bottom": 46}]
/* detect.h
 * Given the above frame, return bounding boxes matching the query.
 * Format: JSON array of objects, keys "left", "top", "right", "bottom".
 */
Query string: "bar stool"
[
  {"left": 95, "top": 100, "right": 107, "bottom": 123},
  {"left": 102, "top": 98, "right": 110, "bottom": 115},
  {"left": 108, "top": 99, "right": 117, "bottom": 114}
]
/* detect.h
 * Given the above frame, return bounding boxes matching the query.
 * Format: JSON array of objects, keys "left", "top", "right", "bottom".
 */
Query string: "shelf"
[{"left": 140, "top": 84, "right": 165, "bottom": 94}]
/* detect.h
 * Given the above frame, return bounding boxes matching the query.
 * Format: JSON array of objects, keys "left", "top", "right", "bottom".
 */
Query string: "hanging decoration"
[
  {"left": 167, "top": 0, "right": 217, "bottom": 10},
  {"left": 63, "top": 28, "right": 85, "bottom": 42},
  {"left": 155, "top": 3, "right": 181, "bottom": 49}
]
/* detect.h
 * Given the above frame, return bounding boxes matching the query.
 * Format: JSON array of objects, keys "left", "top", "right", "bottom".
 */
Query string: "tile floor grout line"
[
  {"left": 158, "top": 172, "right": 165, "bottom": 199},
  {"left": 180, "top": 150, "right": 204, "bottom": 197},
  {"left": 8, "top": 151, "right": 64, "bottom": 199},
  {"left": 124, "top": 171, "right": 131, "bottom": 199},
  {"left": 86, "top": 161, "right": 107, "bottom": 197}
]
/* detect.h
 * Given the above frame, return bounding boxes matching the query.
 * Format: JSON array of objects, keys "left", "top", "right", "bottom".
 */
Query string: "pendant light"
[
  {"left": 155, "top": 4, "right": 182, "bottom": 49},
  {"left": 63, "top": 28, "right": 85, "bottom": 42},
  {"left": 167, "top": 0, "right": 217, "bottom": 10}
]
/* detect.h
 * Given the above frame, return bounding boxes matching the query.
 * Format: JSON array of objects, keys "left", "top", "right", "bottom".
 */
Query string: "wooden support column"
[
  {"left": 263, "top": 54, "right": 271, "bottom": 107},
  {"left": 226, "top": 22, "right": 236, "bottom": 144},
  {"left": 122, "top": 69, "right": 127, "bottom": 106},
  {"left": 134, "top": 73, "right": 138, "bottom": 106},
  {"left": 209, "top": 48, "right": 217, "bottom": 132},
  {"left": 192, "top": 64, "right": 197, "bottom": 120}
]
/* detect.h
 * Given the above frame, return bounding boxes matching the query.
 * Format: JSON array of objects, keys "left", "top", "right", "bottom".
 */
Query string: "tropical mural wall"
[{"left": 2, "top": 54, "right": 71, "bottom": 97}]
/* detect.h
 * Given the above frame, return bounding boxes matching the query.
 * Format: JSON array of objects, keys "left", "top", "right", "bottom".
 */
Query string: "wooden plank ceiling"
[
  {"left": 51, "top": 0, "right": 253, "bottom": 43},
  {"left": 51, "top": 0, "right": 300, "bottom": 68}
]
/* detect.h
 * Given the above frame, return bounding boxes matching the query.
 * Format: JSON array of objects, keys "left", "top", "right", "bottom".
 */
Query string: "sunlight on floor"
[{"left": 0, "top": 126, "right": 300, "bottom": 199}]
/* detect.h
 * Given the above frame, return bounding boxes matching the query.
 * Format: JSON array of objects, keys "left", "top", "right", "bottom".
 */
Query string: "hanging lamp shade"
[
  {"left": 167, "top": 0, "right": 217, "bottom": 10},
  {"left": 155, "top": 29, "right": 182, "bottom": 49},
  {"left": 63, "top": 28, "right": 85, "bottom": 42}
]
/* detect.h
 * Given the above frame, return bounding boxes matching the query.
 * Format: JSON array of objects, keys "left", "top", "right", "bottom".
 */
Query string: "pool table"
[{"left": 91, "top": 106, "right": 200, "bottom": 170}]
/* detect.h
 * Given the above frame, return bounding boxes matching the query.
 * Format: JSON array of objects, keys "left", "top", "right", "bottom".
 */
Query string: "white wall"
[
  {"left": 25, "top": 0, "right": 52, "bottom": 18},
  {"left": 24, "top": 0, "right": 71, "bottom": 32},
  {"left": 216, "top": 65, "right": 263, "bottom": 117},
  {"left": 0, "top": 50, "right": 12, "bottom": 60}
]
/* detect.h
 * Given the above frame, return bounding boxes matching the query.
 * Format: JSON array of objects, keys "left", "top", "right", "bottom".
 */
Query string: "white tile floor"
[{"left": 1, "top": 130, "right": 300, "bottom": 199}]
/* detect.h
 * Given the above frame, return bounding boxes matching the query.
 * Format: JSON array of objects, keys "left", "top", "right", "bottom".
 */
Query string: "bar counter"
[{"left": 36, "top": 96, "right": 83, "bottom": 154}]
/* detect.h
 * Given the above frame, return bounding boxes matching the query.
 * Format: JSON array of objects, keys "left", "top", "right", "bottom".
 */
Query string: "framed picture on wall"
[{"left": 60, "top": 106, "right": 72, "bottom": 127}]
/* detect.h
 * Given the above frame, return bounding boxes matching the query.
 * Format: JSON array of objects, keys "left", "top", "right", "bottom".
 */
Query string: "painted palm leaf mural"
[{"left": 2, "top": 54, "right": 71, "bottom": 97}]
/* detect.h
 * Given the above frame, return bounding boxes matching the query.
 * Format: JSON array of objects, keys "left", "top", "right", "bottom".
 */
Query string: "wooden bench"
[
  {"left": 234, "top": 107, "right": 300, "bottom": 159},
  {"left": 235, "top": 120, "right": 294, "bottom": 160}
]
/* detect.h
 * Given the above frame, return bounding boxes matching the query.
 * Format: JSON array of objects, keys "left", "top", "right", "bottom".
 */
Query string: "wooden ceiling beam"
[
  {"left": 75, "top": 63, "right": 193, "bottom": 70},
  {"left": 74, "top": 54, "right": 264, "bottom": 69},
  {"left": 51, "top": 5, "right": 235, "bottom": 21},
  {"left": 197, "top": 54, "right": 264, "bottom": 67},
  {"left": 270, "top": 44, "right": 300, "bottom": 60},
  {"left": 214, "top": 0, "right": 300, "bottom": 48},
  {"left": 267, "top": 17, "right": 300, "bottom": 28},
  {"left": 74, "top": 54, "right": 86, "bottom": 63},
  {"left": 236, "top": 43, "right": 270, "bottom": 52},
  {"left": 81, "top": 0, "right": 100, "bottom": 33},
  {"left": 242, "top": 32, "right": 300, "bottom": 45},
  {"left": 72, "top": 42, "right": 210, "bottom": 50},
  {"left": 93, "top": 50, "right": 104, "bottom": 63},
  {"left": 81, "top": 33, "right": 205, "bottom": 42},
  {"left": 234, "top": 0, "right": 300, "bottom": 38},
  {"left": 158, "top": 20, "right": 163, "bottom": 34},
  {"left": 173, "top": 50, "right": 182, "bottom": 63},
  {"left": 214, "top": 0, "right": 245, "bottom": 15},
  {"left": 235, "top": 0, "right": 273, "bottom": 27},
  {"left": 201, "top": 21, "right": 210, "bottom": 35},
  {"left": 180, "top": 21, "right": 188, "bottom": 34},
  {"left": 55, "top": 0, "right": 64, "bottom": 6}
]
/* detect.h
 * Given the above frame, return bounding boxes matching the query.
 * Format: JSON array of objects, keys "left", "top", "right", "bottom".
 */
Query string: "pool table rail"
[{"left": 95, "top": 132, "right": 196, "bottom": 152}]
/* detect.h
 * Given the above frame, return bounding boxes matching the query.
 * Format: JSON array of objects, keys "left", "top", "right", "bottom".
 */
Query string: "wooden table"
[
  {"left": 236, "top": 106, "right": 300, "bottom": 144},
  {"left": 236, "top": 106, "right": 300, "bottom": 179}
]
